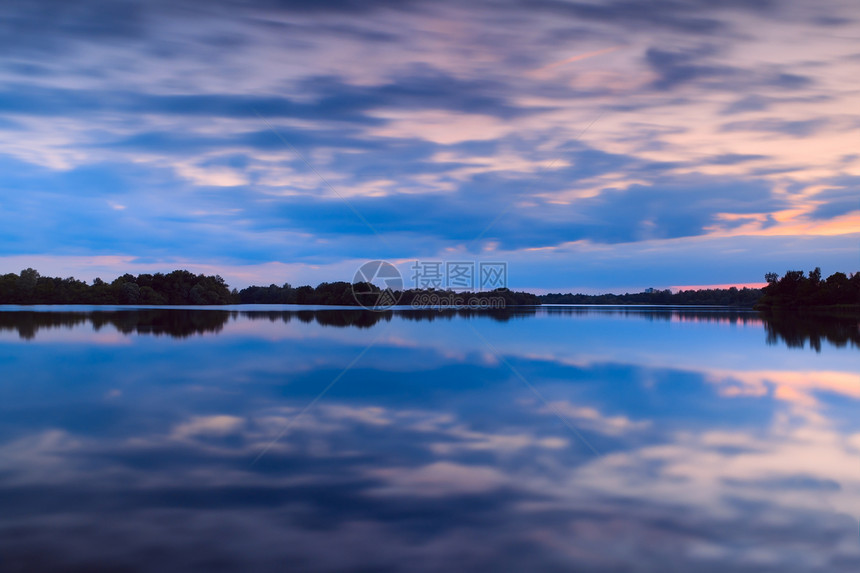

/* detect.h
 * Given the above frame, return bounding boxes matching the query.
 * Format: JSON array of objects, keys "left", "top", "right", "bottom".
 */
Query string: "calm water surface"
[{"left": 0, "top": 306, "right": 858, "bottom": 572}]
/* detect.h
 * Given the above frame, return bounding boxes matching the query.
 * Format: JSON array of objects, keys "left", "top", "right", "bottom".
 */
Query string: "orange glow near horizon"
[{"left": 705, "top": 210, "right": 860, "bottom": 239}]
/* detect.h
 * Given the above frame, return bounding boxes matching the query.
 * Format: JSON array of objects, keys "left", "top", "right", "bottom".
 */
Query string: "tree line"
[
  {"left": 1, "top": 267, "right": 856, "bottom": 309},
  {"left": 537, "top": 268, "right": 858, "bottom": 309},
  {"left": 0, "top": 270, "right": 540, "bottom": 307},
  {"left": 539, "top": 286, "right": 763, "bottom": 307},
  {"left": 0, "top": 269, "right": 236, "bottom": 305},
  {"left": 237, "top": 281, "right": 540, "bottom": 306},
  {"left": 755, "top": 267, "right": 860, "bottom": 309}
]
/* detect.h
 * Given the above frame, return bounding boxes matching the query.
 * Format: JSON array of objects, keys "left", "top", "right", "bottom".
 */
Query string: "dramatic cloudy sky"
[{"left": 1, "top": 0, "right": 858, "bottom": 290}]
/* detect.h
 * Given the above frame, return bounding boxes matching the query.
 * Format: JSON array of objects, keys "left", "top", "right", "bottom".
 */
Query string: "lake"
[{"left": 0, "top": 306, "right": 858, "bottom": 572}]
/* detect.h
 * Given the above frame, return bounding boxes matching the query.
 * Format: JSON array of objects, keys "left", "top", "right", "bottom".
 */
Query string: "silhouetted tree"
[
  {"left": 757, "top": 268, "right": 860, "bottom": 308},
  {"left": 0, "top": 269, "right": 236, "bottom": 306}
]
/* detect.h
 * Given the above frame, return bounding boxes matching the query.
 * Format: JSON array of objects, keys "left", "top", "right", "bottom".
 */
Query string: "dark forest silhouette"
[
  {"left": 0, "top": 267, "right": 857, "bottom": 309},
  {"left": 238, "top": 281, "right": 540, "bottom": 306},
  {"left": 0, "top": 269, "right": 235, "bottom": 305},
  {"left": 0, "top": 269, "right": 540, "bottom": 307},
  {"left": 540, "top": 287, "right": 762, "bottom": 306},
  {"left": 755, "top": 267, "right": 860, "bottom": 309}
]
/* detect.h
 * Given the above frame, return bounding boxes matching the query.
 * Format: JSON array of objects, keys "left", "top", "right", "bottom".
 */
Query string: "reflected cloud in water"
[{"left": 0, "top": 307, "right": 857, "bottom": 571}]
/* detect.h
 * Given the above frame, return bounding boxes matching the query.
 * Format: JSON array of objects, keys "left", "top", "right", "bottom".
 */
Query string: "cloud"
[
  {"left": 805, "top": 181, "right": 860, "bottom": 220},
  {"left": 3, "top": 305, "right": 860, "bottom": 570},
  {"left": 645, "top": 46, "right": 734, "bottom": 90},
  {"left": 0, "top": 0, "right": 859, "bottom": 288},
  {"left": 706, "top": 153, "right": 770, "bottom": 165},
  {"left": 171, "top": 415, "right": 245, "bottom": 440},
  {"left": 521, "top": 0, "right": 727, "bottom": 33},
  {"left": 721, "top": 118, "right": 830, "bottom": 137},
  {"left": 3, "top": 343, "right": 860, "bottom": 571},
  {"left": 541, "top": 401, "right": 651, "bottom": 436},
  {"left": 368, "top": 461, "right": 509, "bottom": 497}
]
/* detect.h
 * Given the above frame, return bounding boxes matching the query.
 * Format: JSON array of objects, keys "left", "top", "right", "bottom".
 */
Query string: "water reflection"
[
  {"left": 0, "top": 309, "right": 234, "bottom": 339},
  {"left": 0, "top": 307, "right": 526, "bottom": 339},
  {"left": 761, "top": 309, "right": 860, "bottom": 352},
  {"left": 0, "top": 307, "right": 857, "bottom": 571},
  {"left": 1, "top": 306, "right": 855, "bottom": 352}
]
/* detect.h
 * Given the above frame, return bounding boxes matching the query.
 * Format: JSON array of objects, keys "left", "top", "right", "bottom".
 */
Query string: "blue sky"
[{"left": 0, "top": 0, "right": 858, "bottom": 290}]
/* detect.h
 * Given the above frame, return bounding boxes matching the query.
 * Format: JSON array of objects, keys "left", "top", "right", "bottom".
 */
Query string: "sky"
[{"left": 0, "top": 0, "right": 858, "bottom": 292}]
